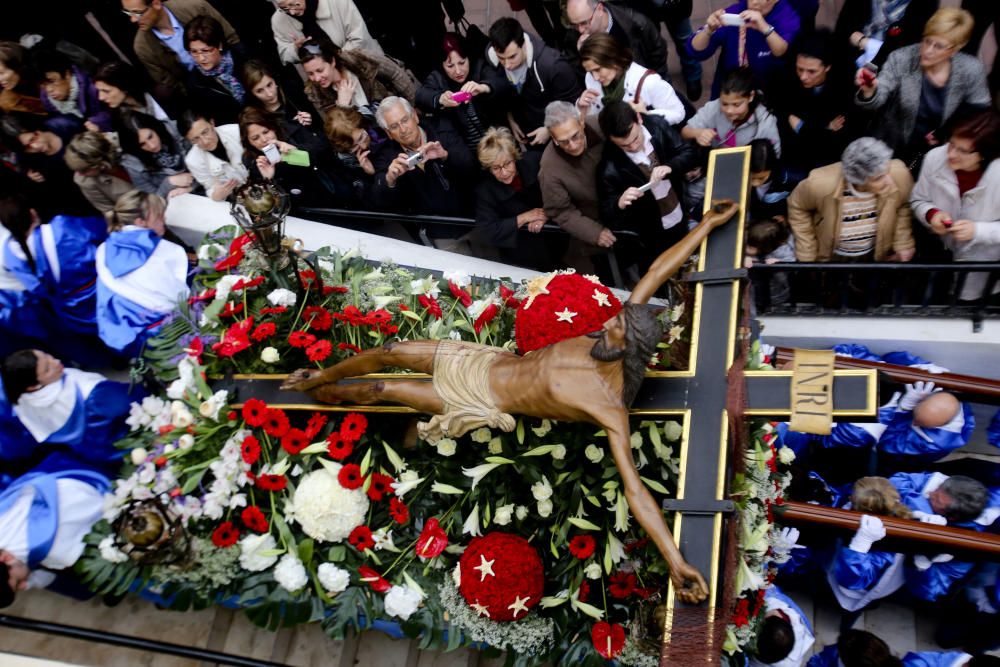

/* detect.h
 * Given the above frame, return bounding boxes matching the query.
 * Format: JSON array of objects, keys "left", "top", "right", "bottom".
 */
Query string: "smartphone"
[
  {"left": 721, "top": 13, "right": 744, "bottom": 26},
  {"left": 404, "top": 152, "right": 424, "bottom": 168},
  {"left": 860, "top": 62, "right": 879, "bottom": 86},
  {"left": 263, "top": 143, "right": 281, "bottom": 164},
  {"left": 637, "top": 181, "right": 654, "bottom": 193},
  {"left": 451, "top": 91, "right": 472, "bottom": 103}
]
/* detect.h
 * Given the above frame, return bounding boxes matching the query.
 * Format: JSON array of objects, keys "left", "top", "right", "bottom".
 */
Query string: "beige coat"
[
  {"left": 304, "top": 49, "right": 416, "bottom": 114},
  {"left": 133, "top": 0, "right": 239, "bottom": 91},
  {"left": 73, "top": 172, "right": 133, "bottom": 216},
  {"left": 270, "top": 0, "right": 382, "bottom": 65},
  {"left": 788, "top": 159, "right": 914, "bottom": 262}
]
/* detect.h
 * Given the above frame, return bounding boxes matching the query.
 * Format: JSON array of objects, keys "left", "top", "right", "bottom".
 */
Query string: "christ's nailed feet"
[{"left": 281, "top": 368, "right": 322, "bottom": 391}]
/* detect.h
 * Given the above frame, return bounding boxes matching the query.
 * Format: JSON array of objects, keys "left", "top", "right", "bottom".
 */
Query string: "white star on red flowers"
[
  {"left": 507, "top": 595, "right": 531, "bottom": 618},
  {"left": 473, "top": 554, "right": 496, "bottom": 581},
  {"left": 591, "top": 289, "right": 612, "bottom": 307},
  {"left": 555, "top": 308, "right": 578, "bottom": 323},
  {"left": 470, "top": 601, "right": 491, "bottom": 618}
]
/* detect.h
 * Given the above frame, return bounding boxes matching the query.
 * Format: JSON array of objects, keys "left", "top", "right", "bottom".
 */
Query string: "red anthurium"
[
  {"left": 417, "top": 294, "right": 442, "bottom": 319},
  {"left": 449, "top": 281, "right": 473, "bottom": 307},
  {"left": 591, "top": 622, "right": 626, "bottom": 659},
  {"left": 473, "top": 302, "right": 499, "bottom": 334},
  {"left": 185, "top": 337, "right": 204, "bottom": 361},
  {"left": 358, "top": 566, "right": 391, "bottom": 593},
  {"left": 415, "top": 518, "right": 448, "bottom": 559}
]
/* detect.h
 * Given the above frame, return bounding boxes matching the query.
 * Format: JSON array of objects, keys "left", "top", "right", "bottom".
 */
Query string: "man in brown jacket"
[
  {"left": 539, "top": 101, "right": 616, "bottom": 250},
  {"left": 788, "top": 137, "right": 915, "bottom": 262},
  {"left": 121, "top": 0, "right": 240, "bottom": 95}
]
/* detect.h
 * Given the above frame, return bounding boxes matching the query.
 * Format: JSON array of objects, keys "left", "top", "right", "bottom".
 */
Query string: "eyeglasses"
[
  {"left": 121, "top": 6, "right": 150, "bottom": 18},
  {"left": 921, "top": 37, "right": 954, "bottom": 53},
  {"left": 385, "top": 114, "right": 413, "bottom": 133},
  {"left": 570, "top": 2, "right": 602, "bottom": 29},
  {"left": 490, "top": 159, "right": 516, "bottom": 175},
  {"left": 947, "top": 141, "right": 978, "bottom": 156},
  {"left": 189, "top": 46, "right": 219, "bottom": 57},
  {"left": 552, "top": 130, "right": 584, "bottom": 147}
]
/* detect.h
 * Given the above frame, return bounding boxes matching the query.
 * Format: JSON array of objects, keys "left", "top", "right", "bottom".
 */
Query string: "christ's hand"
[{"left": 671, "top": 560, "right": 709, "bottom": 604}]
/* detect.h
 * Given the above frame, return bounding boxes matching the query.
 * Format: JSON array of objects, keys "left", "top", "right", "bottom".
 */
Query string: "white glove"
[
  {"left": 774, "top": 526, "right": 804, "bottom": 552},
  {"left": 899, "top": 381, "right": 940, "bottom": 411},
  {"left": 911, "top": 362, "right": 949, "bottom": 375},
  {"left": 913, "top": 553, "right": 954, "bottom": 571},
  {"left": 849, "top": 515, "right": 886, "bottom": 554},
  {"left": 760, "top": 343, "right": 775, "bottom": 360},
  {"left": 911, "top": 510, "right": 948, "bottom": 526}
]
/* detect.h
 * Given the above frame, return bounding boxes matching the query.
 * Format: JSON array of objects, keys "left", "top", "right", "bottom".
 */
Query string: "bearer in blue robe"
[
  {"left": 877, "top": 382, "right": 975, "bottom": 467},
  {"left": 748, "top": 586, "right": 814, "bottom": 667},
  {"left": 96, "top": 191, "right": 189, "bottom": 357},
  {"left": 0, "top": 226, "right": 49, "bottom": 358},
  {"left": 0, "top": 349, "right": 141, "bottom": 471},
  {"left": 901, "top": 652, "right": 972, "bottom": 667},
  {"left": 0, "top": 460, "right": 110, "bottom": 606},
  {"left": 806, "top": 630, "right": 897, "bottom": 667}
]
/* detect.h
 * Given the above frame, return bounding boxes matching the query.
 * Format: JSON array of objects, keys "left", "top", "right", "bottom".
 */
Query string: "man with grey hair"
[
  {"left": 788, "top": 137, "right": 915, "bottom": 262},
  {"left": 370, "top": 96, "right": 475, "bottom": 226},
  {"left": 539, "top": 101, "right": 617, "bottom": 251}
]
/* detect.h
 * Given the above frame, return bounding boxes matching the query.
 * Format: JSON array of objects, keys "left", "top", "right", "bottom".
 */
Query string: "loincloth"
[{"left": 417, "top": 341, "right": 516, "bottom": 443}]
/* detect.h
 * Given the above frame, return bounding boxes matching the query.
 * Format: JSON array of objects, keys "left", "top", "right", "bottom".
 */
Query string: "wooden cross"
[{"left": 225, "top": 147, "right": 878, "bottom": 659}]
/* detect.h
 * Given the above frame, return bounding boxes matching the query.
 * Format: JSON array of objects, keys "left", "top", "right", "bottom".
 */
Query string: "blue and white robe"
[
  {"left": 2, "top": 215, "right": 107, "bottom": 336},
  {"left": 0, "top": 377, "right": 50, "bottom": 486},
  {"left": 828, "top": 542, "right": 905, "bottom": 612},
  {"left": 878, "top": 403, "right": 976, "bottom": 461},
  {"left": 901, "top": 651, "right": 971, "bottom": 667},
  {"left": 805, "top": 645, "right": 838, "bottom": 667},
  {"left": 748, "top": 586, "right": 815, "bottom": 667},
  {"left": 95, "top": 226, "right": 189, "bottom": 355}
]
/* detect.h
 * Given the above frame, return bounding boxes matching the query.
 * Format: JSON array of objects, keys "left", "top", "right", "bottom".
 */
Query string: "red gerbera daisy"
[
  {"left": 337, "top": 342, "right": 362, "bottom": 355},
  {"left": 326, "top": 432, "right": 353, "bottom": 460},
  {"left": 367, "top": 472, "right": 394, "bottom": 501},
  {"left": 568, "top": 534, "right": 596, "bottom": 560},
  {"left": 389, "top": 497, "right": 409, "bottom": 524},
  {"left": 608, "top": 571, "right": 637, "bottom": 599},
  {"left": 211, "top": 521, "right": 240, "bottom": 547},
  {"left": 339, "top": 413, "right": 368, "bottom": 443},
  {"left": 240, "top": 506, "right": 268, "bottom": 533},
  {"left": 358, "top": 565, "right": 391, "bottom": 593},
  {"left": 240, "top": 435, "right": 261, "bottom": 465},
  {"left": 337, "top": 463, "right": 364, "bottom": 489},
  {"left": 306, "top": 339, "right": 332, "bottom": 362},
  {"left": 305, "top": 413, "right": 328, "bottom": 438},
  {"left": 288, "top": 331, "right": 317, "bottom": 348},
  {"left": 251, "top": 322, "right": 277, "bottom": 342},
  {"left": 281, "top": 428, "right": 310, "bottom": 455},
  {"left": 348, "top": 525, "right": 375, "bottom": 551},
  {"left": 303, "top": 306, "right": 333, "bottom": 331},
  {"left": 259, "top": 306, "right": 287, "bottom": 316},
  {"left": 338, "top": 305, "right": 365, "bottom": 326},
  {"left": 325, "top": 285, "right": 349, "bottom": 294},
  {"left": 263, "top": 408, "right": 290, "bottom": 438},
  {"left": 242, "top": 398, "right": 268, "bottom": 427},
  {"left": 365, "top": 309, "right": 392, "bottom": 325},
  {"left": 256, "top": 473, "right": 287, "bottom": 492}
]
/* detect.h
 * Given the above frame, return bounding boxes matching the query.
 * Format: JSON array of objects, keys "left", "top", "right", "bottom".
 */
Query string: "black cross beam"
[{"left": 223, "top": 147, "right": 878, "bottom": 646}]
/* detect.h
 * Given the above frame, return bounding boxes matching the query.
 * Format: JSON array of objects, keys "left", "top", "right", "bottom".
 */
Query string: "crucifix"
[{"left": 226, "top": 147, "right": 879, "bottom": 661}]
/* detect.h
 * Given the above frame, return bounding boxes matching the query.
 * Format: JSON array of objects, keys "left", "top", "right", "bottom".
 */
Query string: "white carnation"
[
  {"left": 266, "top": 288, "right": 297, "bottom": 307},
  {"left": 584, "top": 562, "right": 602, "bottom": 580},
  {"left": 274, "top": 553, "right": 309, "bottom": 592},
  {"left": 99, "top": 535, "right": 128, "bottom": 563},
  {"left": 494, "top": 503, "right": 514, "bottom": 526},
  {"left": 317, "top": 563, "right": 351, "bottom": 594},
  {"left": 531, "top": 477, "right": 552, "bottom": 501},
  {"left": 215, "top": 274, "right": 248, "bottom": 303},
  {"left": 551, "top": 444, "right": 566, "bottom": 460},
  {"left": 436, "top": 438, "right": 457, "bottom": 457},
  {"left": 239, "top": 533, "right": 279, "bottom": 572},
  {"left": 196, "top": 242, "right": 226, "bottom": 262},
  {"left": 261, "top": 347, "right": 280, "bottom": 363},
  {"left": 442, "top": 270, "right": 471, "bottom": 288},
  {"left": 130, "top": 448, "right": 149, "bottom": 466},
  {"left": 585, "top": 444, "right": 604, "bottom": 462},
  {"left": 292, "top": 466, "right": 369, "bottom": 542},
  {"left": 178, "top": 434, "right": 195, "bottom": 450},
  {"left": 470, "top": 427, "right": 492, "bottom": 443},
  {"left": 515, "top": 505, "right": 528, "bottom": 521},
  {"left": 384, "top": 584, "right": 423, "bottom": 621},
  {"left": 487, "top": 437, "right": 503, "bottom": 454},
  {"left": 778, "top": 446, "right": 796, "bottom": 465},
  {"left": 537, "top": 498, "right": 553, "bottom": 518}
]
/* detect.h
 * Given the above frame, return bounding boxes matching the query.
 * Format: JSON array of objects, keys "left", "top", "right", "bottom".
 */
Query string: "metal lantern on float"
[
  {"left": 229, "top": 181, "right": 292, "bottom": 270},
  {"left": 112, "top": 497, "right": 190, "bottom": 566}
]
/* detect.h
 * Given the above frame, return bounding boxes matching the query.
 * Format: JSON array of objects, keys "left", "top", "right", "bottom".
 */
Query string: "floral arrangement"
[{"left": 76, "top": 226, "right": 784, "bottom": 665}]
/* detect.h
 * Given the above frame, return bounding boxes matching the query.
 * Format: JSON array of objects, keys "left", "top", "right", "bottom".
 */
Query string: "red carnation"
[
  {"left": 305, "top": 413, "right": 328, "bottom": 438},
  {"left": 211, "top": 521, "right": 240, "bottom": 547},
  {"left": 288, "top": 330, "right": 317, "bottom": 348},
  {"left": 367, "top": 472, "right": 394, "bottom": 501},
  {"left": 389, "top": 497, "right": 409, "bottom": 524},
  {"left": 326, "top": 432, "right": 353, "bottom": 460},
  {"left": 473, "top": 302, "right": 499, "bottom": 334},
  {"left": 338, "top": 342, "right": 362, "bottom": 355},
  {"left": 242, "top": 398, "right": 268, "bottom": 427},
  {"left": 263, "top": 408, "right": 290, "bottom": 438},
  {"left": 303, "top": 306, "right": 333, "bottom": 331},
  {"left": 338, "top": 463, "right": 364, "bottom": 489},
  {"left": 240, "top": 435, "right": 262, "bottom": 464},
  {"left": 449, "top": 281, "right": 473, "bottom": 307},
  {"left": 591, "top": 622, "right": 626, "bottom": 659},
  {"left": 415, "top": 517, "right": 448, "bottom": 559},
  {"left": 251, "top": 322, "right": 277, "bottom": 342},
  {"left": 568, "top": 534, "right": 596, "bottom": 560},
  {"left": 259, "top": 306, "right": 287, "bottom": 316},
  {"left": 418, "top": 294, "right": 442, "bottom": 319},
  {"left": 348, "top": 525, "right": 375, "bottom": 551},
  {"left": 340, "top": 412, "right": 368, "bottom": 442},
  {"left": 500, "top": 285, "right": 521, "bottom": 308},
  {"left": 358, "top": 565, "right": 391, "bottom": 593},
  {"left": 240, "top": 506, "right": 269, "bottom": 533},
  {"left": 608, "top": 571, "right": 637, "bottom": 599},
  {"left": 256, "top": 473, "right": 287, "bottom": 492},
  {"left": 281, "top": 428, "right": 310, "bottom": 455},
  {"left": 306, "top": 339, "right": 333, "bottom": 362}
]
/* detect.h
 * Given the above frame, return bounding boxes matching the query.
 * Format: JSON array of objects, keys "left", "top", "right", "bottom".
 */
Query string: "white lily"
[
  {"left": 462, "top": 502, "right": 481, "bottom": 536},
  {"left": 461, "top": 462, "right": 503, "bottom": 490}
]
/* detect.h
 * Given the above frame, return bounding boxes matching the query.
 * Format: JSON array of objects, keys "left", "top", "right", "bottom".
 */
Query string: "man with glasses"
[
  {"left": 121, "top": 0, "right": 240, "bottom": 95},
  {"left": 270, "top": 0, "right": 382, "bottom": 68},
  {"left": 370, "top": 96, "right": 475, "bottom": 244},
  {"left": 565, "top": 0, "right": 671, "bottom": 86},
  {"left": 486, "top": 17, "right": 582, "bottom": 149}
]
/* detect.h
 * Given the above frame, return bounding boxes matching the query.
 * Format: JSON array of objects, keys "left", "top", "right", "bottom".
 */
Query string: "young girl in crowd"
[
  {"left": 746, "top": 216, "right": 795, "bottom": 305},
  {"left": 242, "top": 59, "right": 322, "bottom": 143},
  {"left": 93, "top": 61, "right": 174, "bottom": 129},
  {"left": 118, "top": 112, "right": 198, "bottom": 200},
  {"left": 748, "top": 138, "right": 792, "bottom": 221},
  {"left": 95, "top": 191, "right": 189, "bottom": 356}
]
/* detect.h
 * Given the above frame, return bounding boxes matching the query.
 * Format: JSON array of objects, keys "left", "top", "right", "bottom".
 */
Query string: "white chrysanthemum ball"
[{"left": 291, "top": 465, "right": 369, "bottom": 542}]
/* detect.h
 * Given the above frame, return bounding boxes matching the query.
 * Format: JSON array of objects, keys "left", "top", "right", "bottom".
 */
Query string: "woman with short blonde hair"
[
  {"left": 923, "top": 7, "right": 974, "bottom": 50},
  {"left": 476, "top": 127, "right": 521, "bottom": 172},
  {"left": 106, "top": 190, "right": 166, "bottom": 232},
  {"left": 64, "top": 131, "right": 133, "bottom": 215}
]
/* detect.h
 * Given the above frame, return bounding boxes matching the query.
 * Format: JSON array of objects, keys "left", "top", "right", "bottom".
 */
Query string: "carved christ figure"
[{"left": 283, "top": 200, "right": 741, "bottom": 603}]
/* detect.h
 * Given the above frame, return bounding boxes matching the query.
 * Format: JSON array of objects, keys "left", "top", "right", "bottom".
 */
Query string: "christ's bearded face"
[{"left": 588, "top": 313, "right": 626, "bottom": 361}]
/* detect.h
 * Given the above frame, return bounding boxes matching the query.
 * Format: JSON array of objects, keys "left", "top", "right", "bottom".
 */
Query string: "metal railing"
[{"left": 749, "top": 262, "right": 1000, "bottom": 331}]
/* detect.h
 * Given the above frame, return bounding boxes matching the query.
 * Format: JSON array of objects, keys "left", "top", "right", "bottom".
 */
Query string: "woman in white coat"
[
  {"left": 178, "top": 110, "right": 248, "bottom": 202},
  {"left": 576, "top": 33, "right": 685, "bottom": 126},
  {"left": 910, "top": 110, "right": 1000, "bottom": 301},
  {"left": 270, "top": 0, "right": 383, "bottom": 67}
]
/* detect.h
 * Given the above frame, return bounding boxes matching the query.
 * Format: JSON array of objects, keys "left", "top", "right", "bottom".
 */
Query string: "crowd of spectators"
[{"left": 0, "top": 1, "right": 998, "bottom": 661}]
